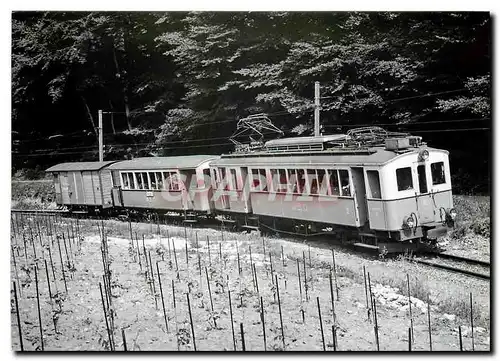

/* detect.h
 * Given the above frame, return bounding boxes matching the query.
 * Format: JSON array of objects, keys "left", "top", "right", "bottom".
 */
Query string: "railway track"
[
  {"left": 409, "top": 253, "right": 490, "bottom": 280},
  {"left": 11, "top": 208, "right": 491, "bottom": 280}
]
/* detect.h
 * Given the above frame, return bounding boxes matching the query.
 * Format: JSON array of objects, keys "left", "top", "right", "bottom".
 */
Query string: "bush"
[{"left": 470, "top": 217, "right": 490, "bottom": 238}]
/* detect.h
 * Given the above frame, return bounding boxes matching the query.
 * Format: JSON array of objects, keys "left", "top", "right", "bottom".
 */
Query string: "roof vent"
[{"left": 385, "top": 137, "right": 410, "bottom": 150}]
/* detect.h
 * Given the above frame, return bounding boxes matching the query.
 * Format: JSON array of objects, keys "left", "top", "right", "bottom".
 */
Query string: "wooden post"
[
  {"left": 13, "top": 281, "right": 24, "bottom": 351},
  {"left": 281, "top": 245, "right": 285, "bottom": 268},
  {"left": 196, "top": 233, "right": 202, "bottom": 279},
  {"left": 207, "top": 235, "right": 211, "bottom": 266},
  {"left": 363, "top": 265, "right": 370, "bottom": 321},
  {"left": 427, "top": 293, "right": 432, "bottom": 351},
  {"left": 329, "top": 270, "right": 336, "bottom": 327},
  {"left": 275, "top": 275, "right": 285, "bottom": 350},
  {"left": 228, "top": 289, "right": 236, "bottom": 351},
  {"left": 11, "top": 246, "right": 21, "bottom": 297},
  {"left": 470, "top": 292, "right": 474, "bottom": 351},
  {"left": 156, "top": 262, "right": 169, "bottom": 332},
  {"left": 331, "top": 325, "right": 337, "bottom": 351},
  {"left": 186, "top": 293, "right": 197, "bottom": 351},
  {"left": 148, "top": 251, "right": 158, "bottom": 309},
  {"left": 368, "top": 273, "right": 379, "bottom": 351},
  {"left": 47, "top": 242, "right": 57, "bottom": 285},
  {"left": 136, "top": 235, "right": 142, "bottom": 271},
  {"left": 44, "top": 259, "right": 57, "bottom": 333},
  {"left": 172, "top": 239, "right": 179, "bottom": 280},
  {"left": 62, "top": 233, "right": 72, "bottom": 275},
  {"left": 171, "top": 280, "right": 176, "bottom": 309},
  {"left": 317, "top": 297, "right": 326, "bottom": 351},
  {"left": 34, "top": 265, "right": 44, "bottom": 351},
  {"left": 253, "top": 263, "right": 260, "bottom": 296},
  {"left": 297, "top": 259, "right": 303, "bottom": 301},
  {"left": 240, "top": 323, "right": 246, "bottom": 351},
  {"left": 56, "top": 236, "right": 68, "bottom": 293},
  {"left": 303, "top": 251, "right": 308, "bottom": 301},
  {"left": 407, "top": 274, "right": 414, "bottom": 343},
  {"left": 408, "top": 327, "right": 412, "bottom": 351},
  {"left": 205, "top": 267, "right": 217, "bottom": 328},
  {"left": 459, "top": 325, "right": 463, "bottom": 351},
  {"left": 122, "top": 328, "right": 127, "bottom": 351},
  {"left": 260, "top": 296, "right": 267, "bottom": 351},
  {"left": 332, "top": 249, "right": 339, "bottom": 299},
  {"left": 166, "top": 230, "right": 171, "bottom": 261}
]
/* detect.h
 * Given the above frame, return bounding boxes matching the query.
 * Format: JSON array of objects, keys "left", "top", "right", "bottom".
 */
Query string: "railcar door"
[
  {"left": 415, "top": 163, "right": 435, "bottom": 224},
  {"left": 351, "top": 167, "right": 368, "bottom": 226},
  {"left": 60, "top": 172, "right": 70, "bottom": 204}
]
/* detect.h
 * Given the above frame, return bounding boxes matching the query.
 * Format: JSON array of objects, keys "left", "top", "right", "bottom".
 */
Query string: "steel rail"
[
  {"left": 432, "top": 252, "right": 490, "bottom": 267},
  {"left": 409, "top": 258, "right": 490, "bottom": 280}
]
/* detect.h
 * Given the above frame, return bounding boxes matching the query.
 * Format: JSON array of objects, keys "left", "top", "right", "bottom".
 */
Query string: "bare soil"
[{"left": 10, "top": 217, "right": 490, "bottom": 352}]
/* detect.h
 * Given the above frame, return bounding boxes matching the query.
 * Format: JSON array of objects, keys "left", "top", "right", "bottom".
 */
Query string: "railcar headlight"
[
  {"left": 448, "top": 208, "right": 457, "bottom": 220},
  {"left": 404, "top": 215, "right": 415, "bottom": 228},
  {"left": 418, "top": 149, "right": 429, "bottom": 161}
]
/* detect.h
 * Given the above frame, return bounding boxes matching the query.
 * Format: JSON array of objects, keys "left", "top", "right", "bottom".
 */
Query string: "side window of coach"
[
  {"left": 396, "top": 167, "right": 413, "bottom": 191},
  {"left": 339, "top": 170, "right": 351, "bottom": 196},
  {"left": 431, "top": 162, "right": 446, "bottom": 185},
  {"left": 122, "top": 173, "right": 130, "bottom": 189}
]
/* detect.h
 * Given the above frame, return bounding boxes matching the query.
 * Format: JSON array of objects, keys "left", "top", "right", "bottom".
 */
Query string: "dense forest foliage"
[{"left": 12, "top": 12, "right": 491, "bottom": 193}]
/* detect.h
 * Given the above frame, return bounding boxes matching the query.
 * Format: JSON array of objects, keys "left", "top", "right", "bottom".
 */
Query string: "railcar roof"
[
  {"left": 265, "top": 134, "right": 347, "bottom": 147},
  {"left": 107, "top": 155, "right": 220, "bottom": 170},
  {"left": 46, "top": 161, "right": 117, "bottom": 172},
  {"left": 211, "top": 147, "right": 435, "bottom": 167}
]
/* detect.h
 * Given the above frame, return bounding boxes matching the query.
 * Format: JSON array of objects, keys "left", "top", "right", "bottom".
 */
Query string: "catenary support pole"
[
  {"left": 314, "top": 81, "right": 320, "bottom": 136},
  {"left": 98, "top": 110, "right": 103, "bottom": 162}
]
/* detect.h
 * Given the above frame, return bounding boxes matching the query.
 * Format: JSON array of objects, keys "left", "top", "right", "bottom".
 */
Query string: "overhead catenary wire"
[
  {"left": 12, "top": 126, "right": 490, "bottom": 158},
  {"left": 319, "top": 88, "right": 469, "bottom": 102},
  {"left": 323, "top": 117, "right": 491, "bottom": 129}
]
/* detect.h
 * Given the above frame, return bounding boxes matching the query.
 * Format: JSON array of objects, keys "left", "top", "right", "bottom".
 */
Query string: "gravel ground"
[{"left": 10, "top": 217, "right": 491, "bottom": 351}]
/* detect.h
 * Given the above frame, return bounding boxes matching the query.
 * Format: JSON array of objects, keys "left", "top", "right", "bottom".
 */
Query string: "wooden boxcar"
[{"left": 46, "top": 161, "right": 117, "bottom": 210}]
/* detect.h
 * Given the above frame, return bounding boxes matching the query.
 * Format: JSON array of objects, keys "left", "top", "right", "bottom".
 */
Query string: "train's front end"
[{"left": 374, "top": 140, "right": 456, "bottom": 250}]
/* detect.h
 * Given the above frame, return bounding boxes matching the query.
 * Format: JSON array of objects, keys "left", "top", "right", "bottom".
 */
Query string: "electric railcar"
[{"left": 46, "top": 128, "right": 456, "bottom": 253}]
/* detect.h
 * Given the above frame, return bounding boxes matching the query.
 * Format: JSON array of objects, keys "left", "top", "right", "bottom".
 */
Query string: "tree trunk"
[
  {"left": 108, "top": 100, "right": 116, "bottom": 134},
  {"left": 81, "top": 95, "right": 98, "bottom": 137},
  {"left": 112, "top": 36, "right": 132, "bottom": 131}
]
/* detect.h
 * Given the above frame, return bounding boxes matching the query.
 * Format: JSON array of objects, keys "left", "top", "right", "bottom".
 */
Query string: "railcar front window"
[
  {"left": 127, "top": 173, "right": 135, "bottom": 189},
  {"left": 396, "top": 167, "right": 413, "bottom": 191},
  {"left": 366, "top": 170, "right": 381, "bottom": 199},
  {"left": 339, "top": 170, "right": 351, "bottom": 196},
  {"left": 431, "top": 162, "right": 446, "bottom": 185},
  {"left": 417, "top": 165, "right": 428, "bottom": 193}
]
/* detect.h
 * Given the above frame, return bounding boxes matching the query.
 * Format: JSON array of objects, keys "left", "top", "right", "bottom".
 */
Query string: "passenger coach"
[
  {"left": 107, "top": 155, "right": 219, "bottom": 215},
  {"left": 211, "top": 133, "right": 455, "bottom": 252}
]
